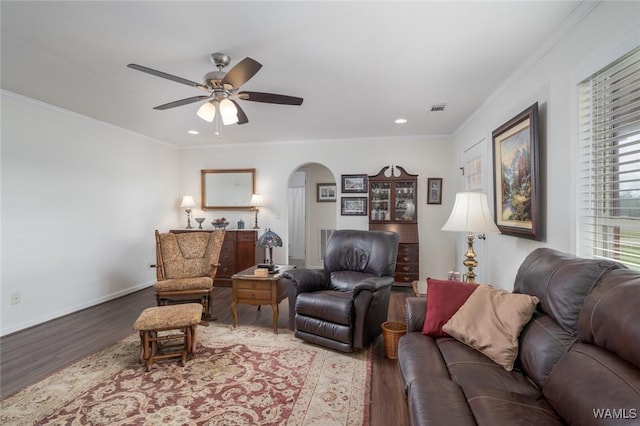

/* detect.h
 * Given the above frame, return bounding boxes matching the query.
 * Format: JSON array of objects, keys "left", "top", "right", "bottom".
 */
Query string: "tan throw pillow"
[{"left": 442, "top": 284, "right": 539, "bottom": 371}]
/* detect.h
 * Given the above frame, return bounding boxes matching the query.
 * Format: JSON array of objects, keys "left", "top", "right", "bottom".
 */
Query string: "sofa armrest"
[{"left": 406, "top": 297, "right": 426, "bottom": 332}]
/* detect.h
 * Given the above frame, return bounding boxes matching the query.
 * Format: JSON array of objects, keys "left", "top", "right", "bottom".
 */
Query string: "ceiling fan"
[{"left": 127, "top": 52, "right": 303, "bottom": 132}]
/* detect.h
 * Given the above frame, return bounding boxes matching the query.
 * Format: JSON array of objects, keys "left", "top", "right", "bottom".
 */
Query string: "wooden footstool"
[{"left": 133, "top": 303, "right": 202, "bottom": 371}]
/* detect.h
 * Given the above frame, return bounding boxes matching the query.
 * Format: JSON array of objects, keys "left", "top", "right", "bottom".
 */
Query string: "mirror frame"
[{"left": 201, "top": 168, "right": 256, "bottom": 210}]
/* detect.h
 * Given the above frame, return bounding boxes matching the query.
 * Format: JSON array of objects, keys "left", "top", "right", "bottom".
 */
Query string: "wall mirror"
[{"left": 201, "top": 168, "right": 256, "bottom": 210}]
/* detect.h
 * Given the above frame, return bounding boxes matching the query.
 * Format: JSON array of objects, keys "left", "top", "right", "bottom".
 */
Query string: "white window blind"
[{"left": 578, "top": 46, "right": 640, "bottom": 270}]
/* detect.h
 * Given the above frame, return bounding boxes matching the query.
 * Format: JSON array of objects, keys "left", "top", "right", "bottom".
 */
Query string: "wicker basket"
[{"left": 381, "top": 321, "right": 408, "bottom": 360}]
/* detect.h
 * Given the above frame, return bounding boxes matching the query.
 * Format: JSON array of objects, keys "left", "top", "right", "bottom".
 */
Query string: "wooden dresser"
[{"left": 170, "top": 229, "right": 260, "bottom": 287}]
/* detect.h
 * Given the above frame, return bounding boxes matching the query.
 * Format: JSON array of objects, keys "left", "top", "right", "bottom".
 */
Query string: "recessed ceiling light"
[
  {"left": 394, "top": 118, "right": 408, "bottom": 124},
  {"left": 187, "top": 130, "right": 199, "bottom": 135}
]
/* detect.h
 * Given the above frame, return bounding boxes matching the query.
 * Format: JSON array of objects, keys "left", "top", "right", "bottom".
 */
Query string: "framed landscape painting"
[{"left": 492, "top": 103, "right": 541, "bottom": 240}]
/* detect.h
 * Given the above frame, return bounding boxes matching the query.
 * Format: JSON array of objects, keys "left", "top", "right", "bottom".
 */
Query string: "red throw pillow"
[{"left": 422, "top": 278, "right": 478, "bottom": 337}]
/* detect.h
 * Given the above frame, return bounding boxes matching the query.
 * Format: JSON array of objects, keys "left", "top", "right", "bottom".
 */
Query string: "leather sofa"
[
  {"left": 282, "top": 229, "right": 399, "bottom": 352},
  {"left": 398, "top": 248, "right": 640, "bottom": 425}
]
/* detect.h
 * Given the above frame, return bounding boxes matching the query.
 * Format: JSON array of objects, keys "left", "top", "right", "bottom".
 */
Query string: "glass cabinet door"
[
  {"left": 370, "top": 182, "right": 391, "bottom": 221},
  {"left": 394, "top": 182, "right": 416, "bottom": 221}
]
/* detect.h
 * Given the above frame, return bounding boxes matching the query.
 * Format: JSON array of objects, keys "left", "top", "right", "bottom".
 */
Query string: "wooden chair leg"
[{"left": 191, "top": 325, "right": 198, "bottom": 354}]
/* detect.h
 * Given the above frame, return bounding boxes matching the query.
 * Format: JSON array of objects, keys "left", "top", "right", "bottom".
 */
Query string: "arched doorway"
[{"left": 287, "top": 163, "right": 336, "bottom": 268}]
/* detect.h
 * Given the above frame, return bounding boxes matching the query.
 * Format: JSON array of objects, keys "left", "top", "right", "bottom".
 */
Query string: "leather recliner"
[{"left": 282, "top": 229, "right": 399, "bottom": 352}]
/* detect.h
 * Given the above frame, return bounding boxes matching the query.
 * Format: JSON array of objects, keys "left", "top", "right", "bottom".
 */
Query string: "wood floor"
[{"left": 1, "top": 285, "right": 411, "bottom": 425}]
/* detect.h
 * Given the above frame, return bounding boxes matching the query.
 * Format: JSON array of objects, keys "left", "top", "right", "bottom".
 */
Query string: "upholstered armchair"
[
  {"left": 154, "top": 230, "right": 225, "bottom": 320},
  {"left": 282, "top": 229, "right": 399, "bottom": 352}
]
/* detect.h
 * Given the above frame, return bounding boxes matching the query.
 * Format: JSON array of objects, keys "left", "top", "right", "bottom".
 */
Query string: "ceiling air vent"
[{"left": 430, "top": 103, "right": 446, "bottom": 113}]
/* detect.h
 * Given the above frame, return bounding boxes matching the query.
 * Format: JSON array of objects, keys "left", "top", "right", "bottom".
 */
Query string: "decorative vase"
[{"left": 195, "top": 218, "right": 205, "bottom": 229}]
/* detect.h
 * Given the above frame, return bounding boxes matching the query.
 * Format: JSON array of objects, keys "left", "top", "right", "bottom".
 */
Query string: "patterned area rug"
[{"left": 1, "top": 324, "right": 371, "bottom": 425}]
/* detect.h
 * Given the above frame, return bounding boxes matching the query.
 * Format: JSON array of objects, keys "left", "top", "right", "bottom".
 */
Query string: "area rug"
[{"left": 1, "top": 324, "right": 371, "bottom": 425}]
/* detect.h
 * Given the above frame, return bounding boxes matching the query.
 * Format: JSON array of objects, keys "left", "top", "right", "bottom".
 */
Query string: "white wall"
[
  {"left": 453, "top": 1, "right": 640, "bottom": 290},
  {"left": 178, "top": 135, "right": 457, "bottom": 281},
  {"left": 1, "top": 91, "right": 179, "bottom": 335}
]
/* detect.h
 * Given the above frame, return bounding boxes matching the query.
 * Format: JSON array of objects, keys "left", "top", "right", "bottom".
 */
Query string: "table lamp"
[
  {"left": 441, "top": 192, "right": 500, "bottom": 283},
  {"left": 257, "top": 228, "right": 283, "bottom": 268},
  {"left": 251, "top": 193, "right": 262, "bottom": 229},
  {"left": 180, "top": 194, "right": 197, "bottom": 229}
]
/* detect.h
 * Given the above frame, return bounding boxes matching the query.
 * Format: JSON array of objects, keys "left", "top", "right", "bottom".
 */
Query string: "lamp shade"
[
  {"left": 250, "top": 193, "right": 262, "bottom": 207},
  {"left": 441, "top": 192, "right": 500, "bottom": 234},
  {"left": 219, "top": 98, "right": 239, "bottom": 125},
  {"left": 257, "top": 228, "right": 283, "bottom": 248},
  {"left": 180, "top": 194, "right": 196, "bottom": 208},
  {"left": 196, "top": 101, "right": 216, "bottom": 122}
]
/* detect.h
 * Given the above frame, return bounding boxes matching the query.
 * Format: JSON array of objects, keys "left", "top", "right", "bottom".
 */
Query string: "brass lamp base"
[{"left": 462, "top": 232, "right": 478, "bottom": 283}]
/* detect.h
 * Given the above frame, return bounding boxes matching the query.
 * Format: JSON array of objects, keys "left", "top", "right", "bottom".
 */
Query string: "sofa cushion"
[
  {"left": 421, "top": 278, "right": 478, "bottom": 337},
  {"left": 398, "top": 333, "right": 450, "bottom": 390},
  {"left": 462, "top": 385, "right": 564, "bottom": 425},
  {"left": 407, "top": 377, "right": 477, "bottom": 426},
  {"left": 437, "top": 337, "right": 542, "bottom": 397},
  {"left": 443, "top": 285, "right": 539, "bottom": 371},
  {"left": 577, "top": 268, "right": 640, "bottom": 368},
  {"left": 513, "top": 247, "right": 624, "bottom": 334},
  {"left": 543, "top": 343, "right": 640, "bottom": 425},
  {"left": 517, "top": 311, "right": 576, "bottom": 388}
]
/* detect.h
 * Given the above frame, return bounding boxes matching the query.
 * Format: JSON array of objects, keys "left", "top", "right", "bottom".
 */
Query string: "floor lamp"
[{"left": 441, "top": 192, "right": 500, "bottom": 283}]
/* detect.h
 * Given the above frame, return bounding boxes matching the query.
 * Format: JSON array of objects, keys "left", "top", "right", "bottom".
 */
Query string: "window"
[{"left": 578, "top": 46, "right": 640, "bottom": 270}]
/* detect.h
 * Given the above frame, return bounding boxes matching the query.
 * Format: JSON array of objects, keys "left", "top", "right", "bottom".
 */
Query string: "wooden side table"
[{"left": 230, "top": 265, "right": 291, "bottom": 333}]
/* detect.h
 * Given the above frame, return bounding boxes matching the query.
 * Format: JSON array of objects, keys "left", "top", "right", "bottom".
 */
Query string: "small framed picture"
[
  {"left": 341, "top": 174, "right": 368, "bottom": 193},
  {"left": 341, "top": 197, "right": 368, "bottom": 215},
  {"left": 427, "top": 178, "right": 443, "bottom": 204},
  {"left": 317, "top": 183, "right": 337, "bottom": 202}
]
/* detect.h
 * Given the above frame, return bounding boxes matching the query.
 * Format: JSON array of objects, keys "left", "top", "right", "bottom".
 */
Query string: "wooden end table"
[{"left": 230, "top": 265, "right": 291, "bottom": 333}]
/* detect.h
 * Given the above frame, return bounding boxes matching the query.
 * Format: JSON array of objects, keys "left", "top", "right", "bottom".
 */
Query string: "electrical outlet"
[{"left": 11, "top": 292, "right": 20, "bottom": 305}]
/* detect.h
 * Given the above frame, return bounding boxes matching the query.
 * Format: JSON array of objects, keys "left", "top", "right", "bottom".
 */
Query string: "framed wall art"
[
  {"left": 492, "top": 102, "right": 541, "bottom": 240},
  {"left": 316, "top": 183, "right": 337, "bottom": 202},
  {"left": 341, "top": 197, "right": 368, "bottom": 216},
  {"left": 427, "top": 178, "right": 443, "bottom": 204},
  {"left": 341, "top": 174, "right": 368, "bottom": 193}
]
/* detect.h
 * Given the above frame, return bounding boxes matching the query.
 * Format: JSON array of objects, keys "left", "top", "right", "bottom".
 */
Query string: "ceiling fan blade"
[
  {"left": 221, "top": 57, "right": 262, "bottom": 89},
  {"left": 127, "top": 63, "right": 208, "bottom": 91},
  {"left": 239, "top": 91, "right": 303, "bottom": 105},
  {"left": 153, "top": 95, "right": 210, "bottom": 110},
  {"left": 230, "top": 100, "right": 248, "bottom": 124}
]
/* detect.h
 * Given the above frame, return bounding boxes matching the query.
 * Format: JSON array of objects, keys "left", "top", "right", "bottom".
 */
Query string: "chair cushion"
[
  {"left": 159, "top": 231, "right": 224, "bottom": 279},
  {"left": 295, "top": 290, "right": 353, "bottom": 325},
  {"left": 133, "top": 303, "right": 203, "bottom": 330},
  {"left": 154, "top": 276, "right": 212, "bottom": 292},
  {"left": 442, "top": 285, "right": 539, "bottom": 371}
]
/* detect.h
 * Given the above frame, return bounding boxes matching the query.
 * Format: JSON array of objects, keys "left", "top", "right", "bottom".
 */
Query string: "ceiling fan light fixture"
[
  {"left": 219, "top": 98, "right": 238, "bottom": 125},
  {"left": 197, "top": 101, "right": 216, "bottom": 122}
]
